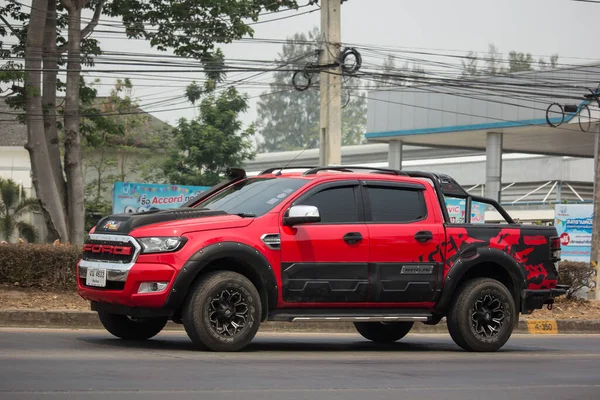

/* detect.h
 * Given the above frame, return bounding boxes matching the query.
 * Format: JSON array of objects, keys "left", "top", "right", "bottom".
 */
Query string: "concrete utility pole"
[{"left": 318, "top": 0, "right": 342, "bottom": 167}]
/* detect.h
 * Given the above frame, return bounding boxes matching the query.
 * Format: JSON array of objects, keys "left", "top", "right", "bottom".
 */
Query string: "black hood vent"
[{"left": 94, "top": 208, "right": 228, "bottom": 234}]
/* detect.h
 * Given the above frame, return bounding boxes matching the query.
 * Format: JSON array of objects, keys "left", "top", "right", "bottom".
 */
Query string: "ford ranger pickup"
[{"left": 77, "top": 166, "right": 568, "bottom": 352}]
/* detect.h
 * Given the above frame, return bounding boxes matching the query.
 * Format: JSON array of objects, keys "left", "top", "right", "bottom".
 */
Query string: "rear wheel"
[
  {"left": 97, "top": 312, "right": 167, "bottom": 340},
  {"left": 354, "top": 321, "right": 414, "bottom": 343},
  {"left": 447, "top": 278, "right": 516, "bottom": 352},
  {"left": 182, "top": 271, "right": 261, "bottom": 352}
]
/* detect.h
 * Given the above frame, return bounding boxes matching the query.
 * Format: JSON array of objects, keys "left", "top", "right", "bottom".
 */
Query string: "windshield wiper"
[{"left": 235, "top": 213, "right": 256, "bottom": 218}]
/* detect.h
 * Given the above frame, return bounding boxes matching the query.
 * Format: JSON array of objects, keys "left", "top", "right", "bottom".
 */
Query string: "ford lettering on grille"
[
  {"left": 82, "top": 240, "right": 135, "bottom": 263},
  {"left": 83, "top": 244, "right": 132, "bottom": 256}
]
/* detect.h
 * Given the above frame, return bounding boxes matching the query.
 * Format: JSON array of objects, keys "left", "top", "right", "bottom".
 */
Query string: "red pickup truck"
[{"left": 77, "top": 166, "right": 567, "bottom": 352}]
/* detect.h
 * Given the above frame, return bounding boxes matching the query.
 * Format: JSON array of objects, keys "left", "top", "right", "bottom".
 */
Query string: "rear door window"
[{"left": 365, "top": 185, "right": 427, "bottom": 222}]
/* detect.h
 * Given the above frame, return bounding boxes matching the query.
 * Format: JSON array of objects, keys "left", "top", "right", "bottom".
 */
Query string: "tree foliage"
[
  {"left": 461, "top": 43, "right": 559, "bottom": 77},
  {"left": 0, "top": 0, "right": 299, "bottom": 243},
  {"left": 106, "top": 0, "right": 298, "bottom": 59},
  {"left": 0, "top": 178, "right": 40, "bottom": 243},
  {"left": 558, "top": 261, "right": 597, "bottom": 299},
  {"left": 255, "top": 27, "right": 367, "bottom": 152},
  {"left": 370, "top": 55, "right": 425, "bottom": 88},
  {"left": 81, "top": 79, "right": 170, "bottom": 231},
  {"left": 162, "top": 66, "right": 255, "bottom": 187}
]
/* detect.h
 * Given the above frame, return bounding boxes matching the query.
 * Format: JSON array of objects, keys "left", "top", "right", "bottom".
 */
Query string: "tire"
[
  {"left": 447, "top": 278, "right": 516, "bottom": 352},
  {"left": 182, "top": 271, "right": 261, "bottom": 352},
  {"left": 97, "top": 312, "right": 167, "bottom": 340},
  {"left": 354, "top": 321, "right": 414, "bottom": 343}
]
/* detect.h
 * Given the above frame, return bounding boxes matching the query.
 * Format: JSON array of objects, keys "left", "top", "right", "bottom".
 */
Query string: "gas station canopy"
[{"left": 365, "top": 63, "right": 600, "bottom": 158}]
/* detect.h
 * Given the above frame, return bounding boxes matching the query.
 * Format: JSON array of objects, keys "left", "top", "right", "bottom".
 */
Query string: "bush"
[
  {"left": 0, "top": 243, "right": 82, "bottom": 290},
  {"left": 558, "top": 261, "right": 597, "bottom": 299}
]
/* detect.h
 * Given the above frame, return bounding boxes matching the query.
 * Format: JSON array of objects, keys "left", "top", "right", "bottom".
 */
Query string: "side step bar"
[{"left": 269, "top": 309, "right": 433, "bottom": 323}]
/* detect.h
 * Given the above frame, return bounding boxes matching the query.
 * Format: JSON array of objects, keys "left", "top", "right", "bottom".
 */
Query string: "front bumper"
[
  {"left": 521, "top": 285, "right": 569, "bottom": 314},
  {"left": 77, "top": 262, "right": 177, "bottom": 309}
]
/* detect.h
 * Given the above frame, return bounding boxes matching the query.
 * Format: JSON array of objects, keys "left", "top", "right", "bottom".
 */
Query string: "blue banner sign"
[
  {"left": 445, "top": 198, "right": 486, "bottom": 224},
  {"left": 112, "top": 182, "right": 210, "bottom": 214},
  {"left": 554, "top": 204, "right": 593, "bottom": 262}
]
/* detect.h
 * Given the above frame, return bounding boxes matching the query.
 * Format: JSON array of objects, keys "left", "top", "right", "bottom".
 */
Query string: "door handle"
[
  {"left": 414, "top": 230, "right": 433, "bottom": 243},
  {"left": 343, "top": 232, "right": 363, "bottom": 244}
]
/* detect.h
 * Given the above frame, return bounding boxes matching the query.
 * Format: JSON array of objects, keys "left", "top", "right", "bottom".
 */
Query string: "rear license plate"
[{"left": 86, "top": 268, "right": 107, "bottom": 287}]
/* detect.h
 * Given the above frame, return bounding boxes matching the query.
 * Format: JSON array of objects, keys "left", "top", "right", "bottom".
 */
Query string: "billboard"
[
  {"left": 445, "top": 198, "right": 486, "bottom": 224},
  {"left": 554, "top": 204, "right": 593, "bottom": 262},
  {"left": 112, "top": 182, "right": 210, "bottom": 214}
]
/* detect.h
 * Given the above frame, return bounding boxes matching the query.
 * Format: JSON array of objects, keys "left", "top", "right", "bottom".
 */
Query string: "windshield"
[{"left": 195, "top": 177, "right": 308, "bottom": 216}]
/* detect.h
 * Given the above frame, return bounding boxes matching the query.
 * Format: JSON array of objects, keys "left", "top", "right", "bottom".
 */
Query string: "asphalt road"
[{"left": 1, "top": 328, "right": 600, "bottom": 400}]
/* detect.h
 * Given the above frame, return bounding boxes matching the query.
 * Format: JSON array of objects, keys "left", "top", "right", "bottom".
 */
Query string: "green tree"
[
  {"left": 461, "top": 51, "right": 481, "bottom": 77},
  {"left": 80, "top": 78, "right": 169, "bottom": 230},
  {"left": 255, "top": 27, "right": 367, "bottom": 152},
  {"left": 372, "top": 55, "right": 401, "bottom": 87},
  {"left": 81, "top": 78, "right": 168, "bottom": 183},
  {"left": 1, "top": 0, "right": 103, "bottom": 244},
  {"left": 0, "top": 178, "right": 40, "bottom": 243},
  {"left": 484, "top": 44, "right": 504, "bottom": 76},
  {"left": 539, "top": 54, "right": 559, "bottom": 70},
  {"left": 461, "top": 44, "right": 559, "bottom": 77},
  {"left": 162, "top": 63, "right": 255, "bottom": 186},
  {"left": 372, "top": 55, "right": 426, "bottom": 88},
  {"left": 507, "top": 51, "right": 534, "bottom": 73},
  {"left": 1, "top": 0, "right": 299, "bottom": 244}
]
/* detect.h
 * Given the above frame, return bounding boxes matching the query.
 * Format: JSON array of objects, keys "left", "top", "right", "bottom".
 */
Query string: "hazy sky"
[{"left": 8, "top": 0, "right": 600, "bottom": 134}]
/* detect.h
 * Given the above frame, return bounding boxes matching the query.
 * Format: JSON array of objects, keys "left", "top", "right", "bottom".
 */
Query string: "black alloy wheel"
[
  {"left": 470, "top": 294, "right": 506, "bottom": 339},
  {"left": 208, "top": 289, "right": 250, "bottom": 337},
  {"left": 447, "top": 278, "right": 516, "bottom": 352},
  {"left": 183, "top": 270, "right": 261, "bottom": 352}
]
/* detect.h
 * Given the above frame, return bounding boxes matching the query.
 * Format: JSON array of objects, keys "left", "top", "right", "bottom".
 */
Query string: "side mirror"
[{"left": 283, "top": 205, "right": 321, "bottom": 226}]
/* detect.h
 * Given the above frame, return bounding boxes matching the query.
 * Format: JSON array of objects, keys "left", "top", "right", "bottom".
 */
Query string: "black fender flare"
[
  {"left": 163, "top": 242, "right": 278, "bottom": 319},
  {"left": 434, "top": 247, "right": 528, "bottom": 313}
]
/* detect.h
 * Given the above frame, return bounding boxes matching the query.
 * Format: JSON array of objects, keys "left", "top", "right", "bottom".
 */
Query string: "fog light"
[{"left": 138, "top": 282, "right": 168, "bottom": 294}]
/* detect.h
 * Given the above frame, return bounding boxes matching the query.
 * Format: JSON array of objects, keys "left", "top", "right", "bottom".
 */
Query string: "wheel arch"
[
  {"left": 434, "top": 248, "right": 527, "bottom": 314},
  {"left": 164, "top": 242, "right": 278, "bottom": 322}
]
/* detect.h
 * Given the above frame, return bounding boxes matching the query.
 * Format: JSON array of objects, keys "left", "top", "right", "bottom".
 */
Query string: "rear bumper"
[{"left": 521, "top": 285, "right": 569, "bottom": 314}]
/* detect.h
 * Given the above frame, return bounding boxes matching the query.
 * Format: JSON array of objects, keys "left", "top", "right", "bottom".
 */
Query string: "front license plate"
[{"left": 86, "top": 268, "right": 107, "bottom": 287}]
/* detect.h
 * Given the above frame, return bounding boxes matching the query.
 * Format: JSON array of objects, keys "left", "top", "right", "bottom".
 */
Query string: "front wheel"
[
  {"left": 182, "top": 271, "right": 261, "bottom": 352},
  {"left": 97, "top": 312, "right": 167, "bottom": 340},
  {"left": 447, "top": 278, "right": 516, "bottom": 352},
  {"left": 354, "top": 321, "right": 414, "bottom": 343}
]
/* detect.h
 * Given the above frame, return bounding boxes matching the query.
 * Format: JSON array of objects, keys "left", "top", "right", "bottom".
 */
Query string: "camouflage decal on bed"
[{"left": 418, "top": 226, "right": 558, "bottom": 290}]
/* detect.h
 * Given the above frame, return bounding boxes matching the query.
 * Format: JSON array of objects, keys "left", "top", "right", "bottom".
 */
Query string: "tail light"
[{"left": 550, "top": 236, "right": 561, "bottom": 261}]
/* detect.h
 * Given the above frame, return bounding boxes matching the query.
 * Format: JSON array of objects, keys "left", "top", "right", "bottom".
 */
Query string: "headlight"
[{"left": 137, "top": 237, "right": 187, "bottom": 253}]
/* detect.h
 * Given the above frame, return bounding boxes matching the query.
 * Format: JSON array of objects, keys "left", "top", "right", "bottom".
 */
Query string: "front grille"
[
  {"left": 79, "top": 277, "right": 125, "bottom": 291},
  {"left": 82, "top": 239, "right": 136, "bottom": 264}
]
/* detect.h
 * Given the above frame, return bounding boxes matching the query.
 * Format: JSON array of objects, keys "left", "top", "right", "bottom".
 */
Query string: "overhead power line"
[{"left": 1, "top": 2, "right": 598, "bottom": 144}]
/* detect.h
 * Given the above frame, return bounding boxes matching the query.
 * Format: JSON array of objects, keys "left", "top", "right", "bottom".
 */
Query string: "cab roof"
[
  {"left": 252, "top": 166, "right": 469, "bottom": 197},
  {"left": 183, "top": 166, "right": 515, "bottom": 224}
]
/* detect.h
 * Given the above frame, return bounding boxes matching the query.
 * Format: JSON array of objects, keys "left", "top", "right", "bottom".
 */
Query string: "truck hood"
[{"left": 94, "top": 208, "right": 253, "bottom": 236}]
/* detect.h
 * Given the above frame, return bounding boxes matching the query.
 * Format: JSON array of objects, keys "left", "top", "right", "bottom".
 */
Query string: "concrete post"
[
  {"left": 388, "top": 141, "right": 403, "bottom": 170},
  {"left": 485, "top": 132, "right": 503, "bottom": 202},
  {"left": 318, "top": 0, "right": 342, "bottom": 166}
]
